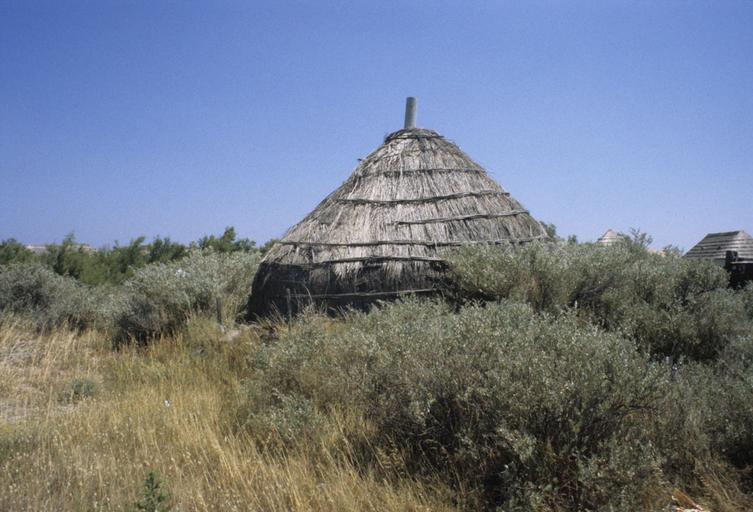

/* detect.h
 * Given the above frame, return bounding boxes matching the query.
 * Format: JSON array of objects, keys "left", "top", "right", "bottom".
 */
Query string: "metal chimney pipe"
[{"left": 404, "top": 97, "right": 417, "bottom": 129}]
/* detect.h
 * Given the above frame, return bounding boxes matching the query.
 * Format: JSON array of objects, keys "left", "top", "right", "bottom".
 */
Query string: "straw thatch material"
[
  {"left": 246, "top": 126, "right": 548, "bottom": 318},
  {"left": 684, "top": 230, "right": 753, "bottom": 262},
  {"left": 596, "top": 229, "right": 625, "bottom": 246}
]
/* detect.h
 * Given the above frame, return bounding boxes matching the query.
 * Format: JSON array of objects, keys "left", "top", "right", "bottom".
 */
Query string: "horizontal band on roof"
[
  {"left": 359, "top": 167, "right": 486, "bottom": 177},
  {"left": 696, "top": 231, "right": 746, "bottom": 238},
  {"left": 393, "top": 210, "right": 529, "bottom": 225},
  {"left": 686, "top": 246, "right": 753, "bottom": 256},
  {"left": 688, "top": 247, "right": 753, "bottom": 253},
  {"left": 337, "top": 190, "right": 508, "bottom": 205},
  {"left": 387, "top": 134, "right": 443, "bottom": 140},
  {"left": 273, "top": 288, "right": 441, "bottom": 300},
  {"left": 288, "top": 255, "right": 447, "bottom": 265},
  {"left": 279, "top": 236, "right": 548, "bottom": 248},
  {"left": 688, "top": 245, "right": 753, "bottom": 250}
]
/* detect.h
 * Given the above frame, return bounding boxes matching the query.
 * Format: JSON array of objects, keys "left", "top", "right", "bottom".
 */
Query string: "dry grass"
[
  {"left": 2, "top": 311, "right": 749, "bottom": 511},
  {"left": 0, "top": 317, "right": 105, "bottom": 425},
  {"left": 0, "top": 317, "right": 456, "bottom": 511}
]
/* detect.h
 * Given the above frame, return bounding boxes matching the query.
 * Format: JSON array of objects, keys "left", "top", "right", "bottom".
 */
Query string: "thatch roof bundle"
[
  {"left": 246, "top": 99, "right": 548, "bottom": 318},
  {"left": 684, "top": 230, "right": 753, "bottom": 263}
]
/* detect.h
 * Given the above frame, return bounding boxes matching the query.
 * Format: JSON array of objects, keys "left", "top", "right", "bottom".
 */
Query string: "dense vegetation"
[
  {"left": 0, "top": 226, "right": 269, "bottom": 285},
  {"left": 0, "top": 227, "right": 265, "bottom": 341},
  {"left": 447, "top": 240, "right": 749, "bottom": 361},
  {"left": 1, "top": 235, "right": 752, "bottom": 510}
]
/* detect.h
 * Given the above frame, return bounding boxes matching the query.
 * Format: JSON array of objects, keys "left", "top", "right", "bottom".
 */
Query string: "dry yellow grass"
[
  {"left": 3, "top": 314, "right": 749, "bottom": 512},
  {"left": 0, "top": 318, "right": 457, "bottom": 511}
]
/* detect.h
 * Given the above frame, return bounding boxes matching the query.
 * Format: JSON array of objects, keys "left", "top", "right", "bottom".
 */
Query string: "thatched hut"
[
  {"left": 246, "top": 98, "right": 549, "bottom": 318},
  {"left": 684, "top": 230, "right": 753, "bottom": 263},
  {"left": 685, "top": 230, "right": 753, "bottom": 287},
  {"left": 596, "top": 229, "right": 625, "bottom": 246}
]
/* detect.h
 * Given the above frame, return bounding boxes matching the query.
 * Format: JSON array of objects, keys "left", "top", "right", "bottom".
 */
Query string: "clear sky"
[{"left": 1, "top": 1, "right": 751, "bottom": 251}]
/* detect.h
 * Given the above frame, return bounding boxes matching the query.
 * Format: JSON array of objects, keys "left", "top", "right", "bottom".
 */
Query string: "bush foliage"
[
  {"left": 0, "top": 250, "right": 260, "bottom": 340},
  {"left": 241, "top": 301, "right": 660, "bottom": 508},
  {"left": 0, "top": 227, "right": 263, "bottom": 338},
  {"left": 448, "top": 242, "right": 750, "bottom": 360},
  {"left": 112, "top": 250, "right": 260, "bottom": 343},
  {"left": 0, "top": 226, "right": 260, "bottom": 286},
  {"left": 0, "top": 262, "right": 97, "bottom": 329},
  {"left": 2, "top": 232, "right": 753, "bottom": 510},
  {"left": 239, "top": 298, "right": 753, "bottom": 510}
]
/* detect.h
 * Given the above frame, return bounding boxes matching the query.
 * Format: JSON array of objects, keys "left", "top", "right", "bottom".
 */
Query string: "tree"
[
  {"left": 194, "top": 227, "right": 257, "bottom": 253},
  {"left": 43, "top": 233, "right": 89, "bottom": 280},
  {"left": 618, "top": 228, "right": 653, "bottom": 254},
  {"left": 540, "top": 221, "right": 558, "bottom": 240},
  {"left": 148, "top": 237, "right": 187, "bottom": 263},
  {"left": 0, "top": 238, "right": 35, "bottom": 265}
]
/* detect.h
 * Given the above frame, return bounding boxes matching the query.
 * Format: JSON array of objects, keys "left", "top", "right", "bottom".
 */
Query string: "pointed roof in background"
[
  {"left": 684, "top": 230, "right": 753, "bottom": 261},
  {"left": 596, "top": 229, "right": 625, "bottom": 246}
]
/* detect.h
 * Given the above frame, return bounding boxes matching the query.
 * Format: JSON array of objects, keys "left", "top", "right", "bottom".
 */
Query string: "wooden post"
[{"left": 404, "top": 97, "right": 417, "bottom": 129}]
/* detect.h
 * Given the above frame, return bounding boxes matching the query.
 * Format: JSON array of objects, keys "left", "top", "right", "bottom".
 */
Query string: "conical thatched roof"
[
  {"left": 684, "top": 230, "right": 753, "bottom": 262},
  {"left": 596, "top": 229, "right": 625, "bottom": 246},
  {"left": 246, "top": 101, "right": 548, "bottom": 318}
]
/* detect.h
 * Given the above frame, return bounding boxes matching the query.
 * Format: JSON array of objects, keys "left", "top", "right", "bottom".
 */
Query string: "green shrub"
[
  {"left": 132, "top": 470, "right": 171, "bottom": 512},
  {"left": 448, "top": 243, "right": 749, "bottom": 361},
  {"left": 237, "top": 391, "right": 325, "bottom": 445},
  {"left": 241, "top": 300, "right": 668, "bottom": 509},
  {"left": 0, "top": 238, "right": 35, "bottom": 265},
  {"left": 0, "top": 228, "right": 258, "bottom": 286},
  {"left": 447, "top": 242, "right": 572, "bottom": 311},
  {"left": 193, "top": 226, "right": 257, "bottom": 253},
  {"left": 111, "top": 250, "right": 260, "bottom": 343},
  {"left": 708, "top": 334, "right": 753, "bottom": 473},
  {"left": 648, "top": 340, "right": 753, "bottom": 500},
  {"left": 58, "top": 377, "right": 97, "bottom": 404},
  {"left": 0, "top": 262, "right": 97, "bottom": 330},
  {"left": 740, "top": 283, "right": 753, "bottom": 319}
]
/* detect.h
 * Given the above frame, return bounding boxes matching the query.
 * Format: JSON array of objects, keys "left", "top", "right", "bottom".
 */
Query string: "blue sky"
[{"left": 1, "top": 1, "right": 751, "bottom": 251}]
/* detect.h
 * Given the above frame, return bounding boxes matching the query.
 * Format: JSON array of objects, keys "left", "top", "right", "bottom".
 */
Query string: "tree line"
[{"left": 0, "top": 227, "right": 274, "bottom": 286}]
